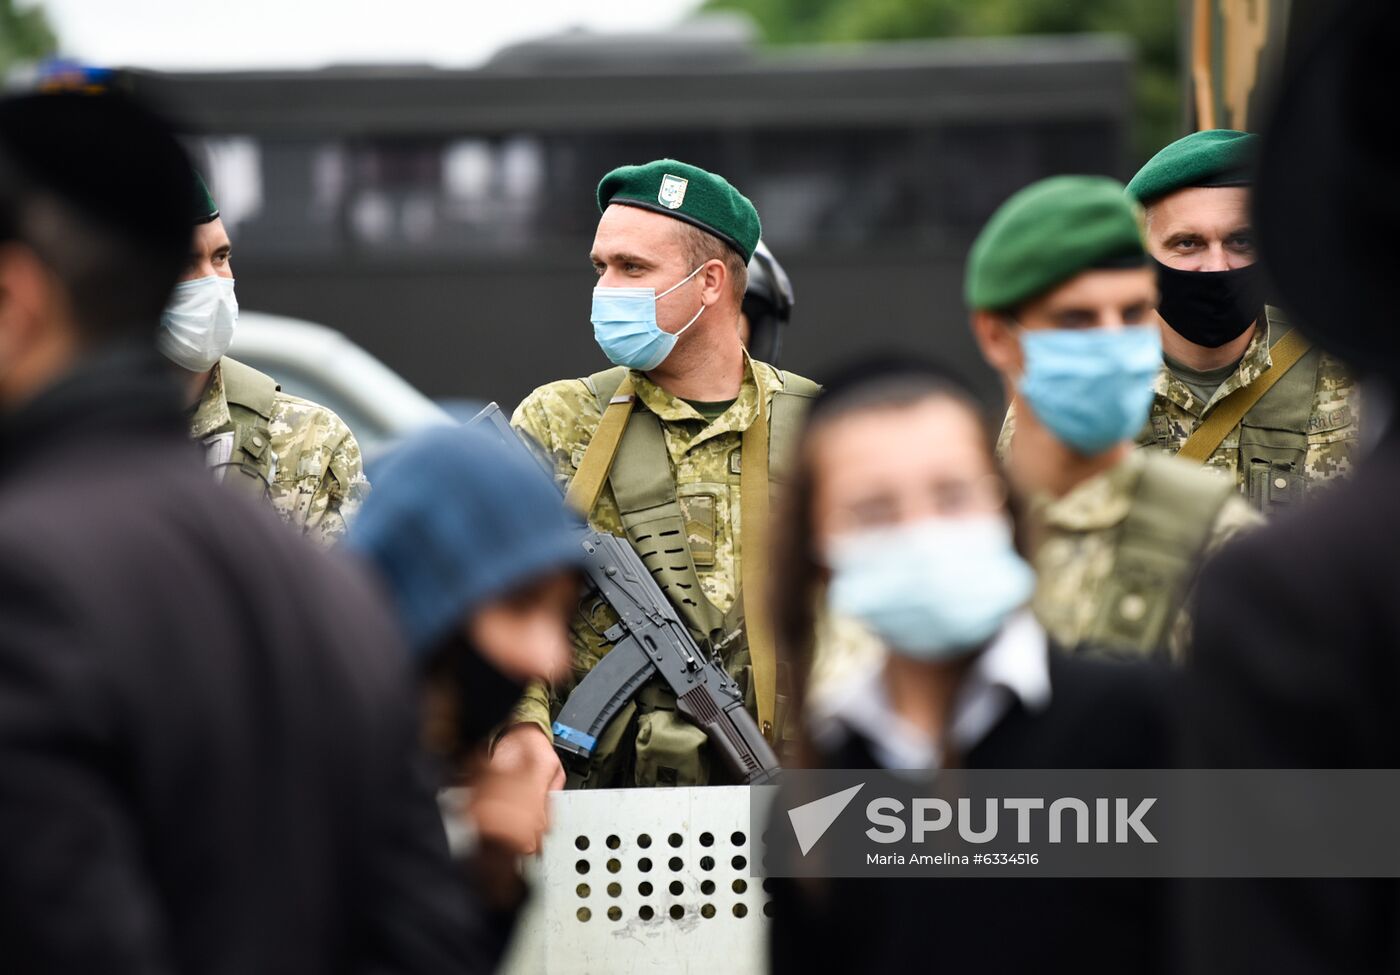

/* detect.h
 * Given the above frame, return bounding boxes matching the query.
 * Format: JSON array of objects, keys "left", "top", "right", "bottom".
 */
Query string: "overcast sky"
[{"left": 30, "top": 0, "right": 703, "bottom": 70}]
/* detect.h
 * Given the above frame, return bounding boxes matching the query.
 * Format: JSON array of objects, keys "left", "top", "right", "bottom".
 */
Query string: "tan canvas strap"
[
  {"left": 1177, "top": 329, "right": 1313, "bottom": 463},
  {"left": 739, "top": 383, "right": 777, "bottom": 741},
  {"left": 564, "top": 373, "right": 636, "bottom": 516}
]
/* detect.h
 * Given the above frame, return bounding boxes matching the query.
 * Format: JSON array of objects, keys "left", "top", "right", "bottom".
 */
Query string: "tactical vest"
[
  {"left": 209, "top": 357, "right": 280, "bottom": 500},
  {"left": 1151, "top": 309, "right": 1322, "bottom": 516},
  {"left": 1082, "top": 453, "right": 1236, "bottom": 659},
  {"left": 1232, "top": 314, "right": 1322, "bottom": 515},
  {"left": 569, "top": 365, "right": 818, "bottom": 787}
]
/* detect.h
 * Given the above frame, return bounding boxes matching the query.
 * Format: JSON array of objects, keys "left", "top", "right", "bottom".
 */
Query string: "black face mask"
[
  {"left": 1153, "top": 258, "right": 1267, "bottom": 349},
  {"left": 430, "top": 632, "right": 527, "bottom": 752}
]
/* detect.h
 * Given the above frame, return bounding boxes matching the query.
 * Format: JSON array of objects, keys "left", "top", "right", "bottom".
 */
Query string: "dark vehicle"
[{"left": 125, "top": 30, "right": 1132, "bottom": 407}]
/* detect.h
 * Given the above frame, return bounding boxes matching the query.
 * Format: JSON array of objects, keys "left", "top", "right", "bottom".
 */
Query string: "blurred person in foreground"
[
  {"left": 969, "top": 176, "right": 1259, "bottom": 660},
  {"left": 1186, "top": 2, "right": 1400, "bottom": 971},
  {"left": 0, "top": 91, "right": 472, "bottom": 974},
  {"left": 168, "top": 172, "right": 369, "bottom": 545},
  {"left": 765, "top": 357, "right": 1170, "bottom": 974},
  {"left": 349, "top": 424, "right": 587, "bottom": 873}
]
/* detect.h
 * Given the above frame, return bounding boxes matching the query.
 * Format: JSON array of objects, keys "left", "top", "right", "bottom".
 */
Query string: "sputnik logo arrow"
[{"left": 787, "top": 783, "right": 864, "bottom": 856}]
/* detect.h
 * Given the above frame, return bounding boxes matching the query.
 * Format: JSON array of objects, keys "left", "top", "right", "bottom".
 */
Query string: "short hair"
[
  {"left": 674, "top": 221, "right": 747, "bottom": 304},
  {"left": 0, "top": 91, "right": 195, "bottom": 343}
]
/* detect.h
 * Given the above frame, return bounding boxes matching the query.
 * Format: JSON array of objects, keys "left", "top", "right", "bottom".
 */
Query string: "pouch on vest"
[
  {"left": 216, "top": 357, "right": 281, "bottom": 500},
  {"left": 1235, "top": 315, "right": 1321, "bottom": 516},
  {"left": 1083, "top": 455, "right": 1235, "bottom": 659},
  {"left": 632, "top": 681, "right": 712, "bottom": 787}
]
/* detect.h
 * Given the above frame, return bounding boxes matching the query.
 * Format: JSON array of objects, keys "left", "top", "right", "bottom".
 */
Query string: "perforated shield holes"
[{"left": 498, "top": 786, "right": 773, "bottom": 975}]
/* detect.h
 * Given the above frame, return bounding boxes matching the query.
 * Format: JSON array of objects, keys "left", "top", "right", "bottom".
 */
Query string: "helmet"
[{"left": 741, "top": 239, "right": 794, "bottom": 365}]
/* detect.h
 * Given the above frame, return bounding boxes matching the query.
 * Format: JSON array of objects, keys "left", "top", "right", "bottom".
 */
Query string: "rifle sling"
[{"left": 1177, "top": 329, "right": 1312, "bottom": 463}]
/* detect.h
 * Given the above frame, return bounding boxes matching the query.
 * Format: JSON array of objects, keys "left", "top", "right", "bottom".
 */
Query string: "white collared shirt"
[{"left": 807, "top": 609, "right": 1052, "bottom": 770}]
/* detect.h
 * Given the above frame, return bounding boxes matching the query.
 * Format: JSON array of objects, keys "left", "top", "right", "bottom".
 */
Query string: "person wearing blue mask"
[
  {"left": 765, "top": 356, "right": 1170, "bottom": 974},
  {"left": 497, "top": 160, "right": 819, "bottom": 791},
  {"left": 968, "top": 176, "right": 1259, "bottom": 661}
]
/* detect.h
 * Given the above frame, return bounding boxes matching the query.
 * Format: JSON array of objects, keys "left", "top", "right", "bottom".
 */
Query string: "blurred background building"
[{"left": 1, "top": 0, "right": 1309, "bottom": 411}]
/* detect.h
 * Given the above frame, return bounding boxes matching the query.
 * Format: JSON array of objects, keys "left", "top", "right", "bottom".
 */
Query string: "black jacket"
[
  {"left": 1185, "top": 433, "right": 1400, "bottom": 975},
  {"left": 0, "top": 351, "right": 488, "bottom": 974},
  {"left": 770, "top": 650, "right": 1172, "bottom": 975}
]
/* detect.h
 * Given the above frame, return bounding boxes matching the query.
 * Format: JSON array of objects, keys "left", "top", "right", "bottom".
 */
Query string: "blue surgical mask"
[
  {"left": 825, "top": 514, "right": 1035, "bottom": 661},
  {"left": 1017, "top": 324, "right": 1161, "bottom": 456},
  {"left": 591, "top": 265, "right": 706, "bottom": 371}
]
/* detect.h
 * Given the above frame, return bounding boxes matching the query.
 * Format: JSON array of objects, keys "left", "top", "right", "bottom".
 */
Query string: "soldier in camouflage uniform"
[
  {"left": 1126, "top": 130, "right": 1360, "bottom": 514},
  {"left": 492, "top": 159, "right": 817, "bottom": 791},
  {"left": 160, "top": 175, "right": 369, "bottom": 545},
  {"left": 968, "top": 176, "right": 1260, "bottom": 662}
]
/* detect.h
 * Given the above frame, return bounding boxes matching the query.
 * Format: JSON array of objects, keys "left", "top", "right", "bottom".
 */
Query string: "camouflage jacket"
[
  {"left": 190, "top": 357, "right": 369, "bottom": 546},
  {"left": 1138, "top": 307, "right": 1360, "bottom": 512},
  {"left": 508, "top": 358, "right": 790, "bottom": 744},
  {"left": 1030, "top": 450, "right": 1262, "bottom": 661}
]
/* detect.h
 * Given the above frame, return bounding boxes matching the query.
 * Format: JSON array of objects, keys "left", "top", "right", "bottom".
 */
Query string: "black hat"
[
  {"left": 1256, "top": 0, "right": 1400, "bottom": 378},
  {"left": 0, "top": 90, "right": 194, "bottom": 266}
]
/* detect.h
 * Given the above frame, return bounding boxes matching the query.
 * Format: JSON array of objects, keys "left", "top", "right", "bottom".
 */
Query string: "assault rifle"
[{"left": 468, "top": 404, "right": 780, "bottom": 785}]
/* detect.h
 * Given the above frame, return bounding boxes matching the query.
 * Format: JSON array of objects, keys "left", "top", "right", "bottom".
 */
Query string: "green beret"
[
  {"left": 193, "top": 170, "right": 219, "bottom": 225},
  {"left": 597, "top": 158, "right": 760, "bottom": 262},
  {"left": 965, "top": 175, "right": 1147, "bottom": 312},
  {"left": 1126, "top": 129, "right": 1258, "bottom": 205}
]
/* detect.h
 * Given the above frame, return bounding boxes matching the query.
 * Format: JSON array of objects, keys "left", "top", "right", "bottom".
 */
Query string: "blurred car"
[{"left": 228, "top": 311, "right": 454, "bottom": 469}]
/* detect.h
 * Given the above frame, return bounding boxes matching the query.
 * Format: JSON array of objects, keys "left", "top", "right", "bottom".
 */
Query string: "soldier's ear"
[
  {"left": 0, "top": 242, "right": 54, "bottom": 356},
  {"left": 699, "top": 258, "right": 726, "bottom": 307},
  {"left": 969, "top": 310, "right": 1022, "bottom": 377}
]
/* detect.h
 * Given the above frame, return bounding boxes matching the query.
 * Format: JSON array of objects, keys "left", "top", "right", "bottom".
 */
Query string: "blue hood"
[{"left": 347, "top": 425, "right": 586, "bottom": 656}]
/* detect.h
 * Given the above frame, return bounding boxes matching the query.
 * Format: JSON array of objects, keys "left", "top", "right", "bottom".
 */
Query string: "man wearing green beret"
[
  {"left": 491, "top": 159, "right": 818, "bottom": 795},
  {"left": 1128, "top": 129, "right": 1360, "bottom": 514},
  {"left": 162, "top": 173, "right": 370, "bottom": 545},
  {"left": 969, "top": 175, "right": 1259, "bottom": 659}
]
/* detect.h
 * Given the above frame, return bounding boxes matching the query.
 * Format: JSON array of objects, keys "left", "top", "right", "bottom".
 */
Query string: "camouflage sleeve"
[
  {"left": 305, "top": 419, "right": 371, "bottom": 547},
  {"left": 505, "top": 679, "right": 555, "bottom": 743},
  {"left": 1166, "top": 493, "right": 1264, "bottom": 662},
  {"left": 510, "top": 383, "right": 586, "bottom": 492}
]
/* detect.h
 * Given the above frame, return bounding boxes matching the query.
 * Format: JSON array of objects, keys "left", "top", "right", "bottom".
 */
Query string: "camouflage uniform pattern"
[
  {"left": 190, "top": 360, "right": 370, "bottom": 546},
  {"left": 1138, "top": 307, "right": 1361, "bottom": 492},
  {"left": 508, "top": 358, "right": 787, "bottom": 740},
  {"left": 1029, "top": 450, "right": 1262, "bottom": 661}
]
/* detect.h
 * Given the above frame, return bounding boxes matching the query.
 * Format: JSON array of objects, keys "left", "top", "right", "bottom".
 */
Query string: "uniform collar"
[
  {"left": 628, "top": 353, "right": 783, "bottom": 454},
  {"left": 807, "top": 609, "right": 1051, "bottom": 770},
  {"left": 189, "top": 358, "right": 232, "bottom": 439},
  {"left": 1031, "top": 449, "right": 1145, "bottom": 533},
  {"left": 1154, "top": 305, "right": 1290, "bottom": 416}
]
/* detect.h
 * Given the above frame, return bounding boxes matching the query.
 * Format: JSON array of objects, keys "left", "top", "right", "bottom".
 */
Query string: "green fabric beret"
[
  {"left": 1126, "top": 129, "right": 1258, "bottom": 205},
  {"left": 965, "top": 175, "right": 1147, "bottom": 311},
  {"left": 193, "top": 170, "right": 219, "bottom": 224},
  {"left": 597, "top": 158, "right": 761, "bottom": 262}
]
